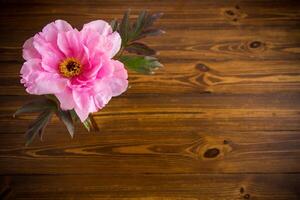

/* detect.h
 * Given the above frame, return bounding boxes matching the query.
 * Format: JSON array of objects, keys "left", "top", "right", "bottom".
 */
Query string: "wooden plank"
[
  {"left": 1, "top": 174, "right": 299, "bottom": 200},
  {"left": 1, "top": 93, "right": 300, "bottom": 133},
  {"left": 1, "top": 0, "right": 299, "bottom": 30},
  {"left": 0, "top": 130, "right": 299, "bottom": 174},
  {"left": 1, "top": 28, "right": 300, "bottom": 61}
]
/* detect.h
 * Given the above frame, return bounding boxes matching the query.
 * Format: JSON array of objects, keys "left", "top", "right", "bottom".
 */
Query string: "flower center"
[{"left": 59, "top": 58, "right": 81, "bottom": 78}]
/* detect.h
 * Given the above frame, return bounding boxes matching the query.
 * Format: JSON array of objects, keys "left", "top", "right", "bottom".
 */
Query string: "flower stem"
[{"left": 89, "top": 114, "right": 99, "bottom": 132}]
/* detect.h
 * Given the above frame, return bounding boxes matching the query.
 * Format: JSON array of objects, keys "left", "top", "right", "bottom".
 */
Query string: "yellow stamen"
[{"left": 59, "top": 57, "right": 81, "bottom": 78}]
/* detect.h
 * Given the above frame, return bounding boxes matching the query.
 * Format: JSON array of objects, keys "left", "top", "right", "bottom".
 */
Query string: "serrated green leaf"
[
  {"left": 56, "top": 109, "right": 74, "bottom": 138},
  {"left": 120, "top": 55, "right": 163, "bottom": 74},
  {"left": 125, "top": 42, "right": 156, "bottom": 56},
  {"left": 144, "top": 12, "right": 164, "bottom": 28},
  {"left": 25, "top": 110, "right": 53, "bottom": 146},
  {"left": 110, "top": 19, "right": 119, "bottom": 32},
  {"left": 133, "top": 10, "right": 147, "bottom": 35},
  {"left": 14, "top": 98, "right": 56, "bottom": 117},
  {"left": 120, "top": 9, "right": 130, "bottom": 44},
  {"left": 134, "top": 29, "right": 165, "bottom": 41}
]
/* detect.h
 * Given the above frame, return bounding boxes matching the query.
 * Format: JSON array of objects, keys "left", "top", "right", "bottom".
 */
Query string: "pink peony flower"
[{"left": 21, "top": 20, "right": 128, "bottom": 122}]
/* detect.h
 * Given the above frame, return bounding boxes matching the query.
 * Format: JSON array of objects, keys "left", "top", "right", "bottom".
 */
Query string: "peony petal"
[
  {"left": 41, "top": 53, "right": 62, "bottom": 73},
  {"left": 96, "top": 57, "right": 128, "bottom": 97},
  {"left": 80, "top": 45, "right": 91, "bottom": 67},
  {"left": 57, "top": 32, "right": 71, "bottom": 57},
  {"left": 105, "top": 60, "right": 128, "bottom": 96},
  {"left": 80, "top": 29, "right": 99, "bottom": 54},
  {"left": 104, "top": 77, "right": 128, "bottom": 97},
  {"left": 54, "top": 20, "right": 73, "bottom": 32},
  {"left": 88, "top": 96, "right": 98, "bottom": 113},
  {"left": 82, "top": 20, "right": 112, "bottom": 36},
  {"left": 74, "top": 106, "right": 90, "bottom": 122},
  {"left": 33, "top": 34, "right": 64, "bottom": 73},
  {"left": 20, "top": 58, "right": 42, "bottom": 81},
  {"left": 66, "top": 30, "right": 82, "bottom": 58},
  {"left": 106, "top": 31, "right": 121, "bottom": 58},
  {"left": 38, "top": 20, "right": 73, "bottom": 71},
  {"left": 81, "top": 51, "right": 103, "bottom": 79},
  {"left": 24, "top": 71, "right": 67, "bottom": 95},
  {"left": 93, "top": 79, "right": 112, "bottom": 109},
  {"left": 80, "top": 23, "right": 120, "bottom": 58},
  {"left": 113, "top": 60, "right": 129, "bottom": 79},
  {"left": 41, "top": 20, "right": 73, "bottom": 43},
  {"left": 55, "top": 87, "right": 75, "bottom": 110},
  {"left": 23, "top": 37, "right": 41, "bottom": 60},
  {"left": 73, "top": 90, "right": 91, "bottom": 122},
  {"left": 97, "top": 56, "right": 114, "bottom": 78},
  {"left": 57, "top": 30, "right": 83, "bottom": 58}
]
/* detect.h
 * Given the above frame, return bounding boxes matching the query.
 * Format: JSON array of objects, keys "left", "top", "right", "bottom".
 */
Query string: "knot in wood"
[
  {"left": 203, "top": 148, "right": 220, "bottom": 158},
  {"left": 195, "top": 63, "right": 209, "bottom": 72},
  {"left": 249, "top": 41, "right": 262, "bottom": 49}
]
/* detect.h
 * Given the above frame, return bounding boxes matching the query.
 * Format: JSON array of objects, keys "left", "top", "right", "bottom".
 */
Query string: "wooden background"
[{"left": 1, "top": 0, "right": 300, "bottom": 199}]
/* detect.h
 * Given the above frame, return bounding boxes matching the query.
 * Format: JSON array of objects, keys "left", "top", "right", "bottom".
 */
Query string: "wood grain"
[
  {"left": 1, "top": 174, "right": 300, "bottom": 200},
  {"left": 0, "top": 0, "right": 300, "bottom": 199}
]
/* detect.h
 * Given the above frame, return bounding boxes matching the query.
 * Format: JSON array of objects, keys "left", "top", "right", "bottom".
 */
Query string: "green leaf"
[
  {"left": 120, "top": 9, "right": 131, "bottom": 44},
  {"left": 14, "top": 98, "right": 56, "bottom": 117},
  {"left": 25, "top": 110, "right": 53, "bottom": 146},
  {"left": 135, "top": 29, "right": 165, "bottom": 40},
  {"left": 38, "top": 112, "right": 52, "bottom": 141},
  {"left": 56, "top": 109, "right": 74, "bottom": 138},
  {"left": 144, "top": 12, "right": 164, "bottom": 28},
  {"left": 82, "top": 115, "right": 99, "bottom": 132},
  {"left": 70, "top": 110, "right": 79, "bottom": 123},
  {"left": 125, "top": 42, "right": 156, "bottom": 56},
  {"left": 120, "top": 55, "right": 163, "bottom": 74},
  {"left": 110, "top": 19, "right": 119, "bottom": 32},
  {"left": 133, "top": 10, "right": 147, "bottom": 35},
  {"left": 83, "top": 118, "right": 91, "bottom": 132},
  {"left": 45, "top": 94, "right": 60, "bottom": 105}
]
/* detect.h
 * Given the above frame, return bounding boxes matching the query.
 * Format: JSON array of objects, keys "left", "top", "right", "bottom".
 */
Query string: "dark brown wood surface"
[{"left": 1, "top": 0, "right": 300, "bottom": 199}]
